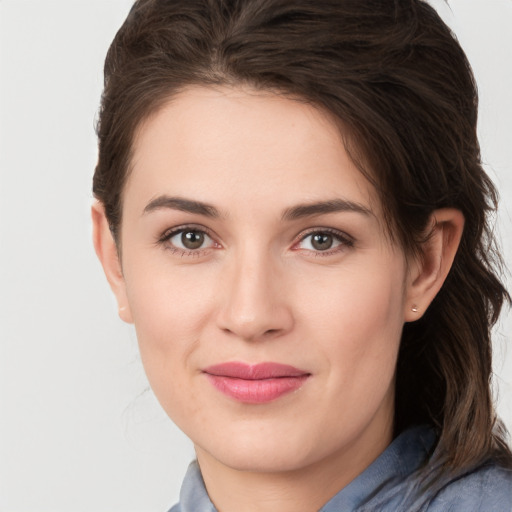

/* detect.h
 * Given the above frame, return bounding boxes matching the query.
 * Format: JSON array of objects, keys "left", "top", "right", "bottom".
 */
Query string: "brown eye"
[
  {"left": 311, "top": 233, "right": 333, "bottom": 251},
  {"left": 181, "top": 230, "right": 205, "bottom": 249},
  {"left": 164, "top": 228, "right": 215, "bottom": 252},
  {"left": 295, "top": 229, "right": 353, "bottom": 254}
]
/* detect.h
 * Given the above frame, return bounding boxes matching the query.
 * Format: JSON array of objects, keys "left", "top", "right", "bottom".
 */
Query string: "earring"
[{"left": 411, "top": 305, "right": 419, "bottom": 313}]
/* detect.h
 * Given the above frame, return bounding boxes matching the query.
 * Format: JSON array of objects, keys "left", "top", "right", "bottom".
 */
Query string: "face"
[{"left": 112, "top": 86, "right": 414, "bottom": 475}]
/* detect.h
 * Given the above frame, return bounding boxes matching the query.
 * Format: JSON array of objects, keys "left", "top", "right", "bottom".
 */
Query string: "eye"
[
  {"left": 176, "top": 230, "right": 208, "bottom": 250},
  {"left": 295, "top": 229, "right": 353, "bottom": 254},
  {"left": 160, "top": 227, "right": 217, "bottom": 253}
]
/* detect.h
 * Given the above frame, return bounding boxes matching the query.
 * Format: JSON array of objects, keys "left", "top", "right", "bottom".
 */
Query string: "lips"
[{"left": 203, "top": 362, "right": 310, "bottom": 404}]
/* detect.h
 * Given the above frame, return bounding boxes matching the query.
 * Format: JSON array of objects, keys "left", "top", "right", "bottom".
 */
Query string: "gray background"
[{"left": 0, "top": 1, "right": 510, "bottom": 510}]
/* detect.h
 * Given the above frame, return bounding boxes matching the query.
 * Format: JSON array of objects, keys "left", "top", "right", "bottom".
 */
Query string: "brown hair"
[{"left": 93, "top": 0, "right": 512, "bottom": 475}]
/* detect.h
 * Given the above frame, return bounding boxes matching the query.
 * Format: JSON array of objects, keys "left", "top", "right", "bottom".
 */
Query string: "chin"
[
  {"left": 209, "top": 450, "right": 312, "bottom": 474},
  {"left": 196, "top": 428, "right": 322, "bottom": 474}
]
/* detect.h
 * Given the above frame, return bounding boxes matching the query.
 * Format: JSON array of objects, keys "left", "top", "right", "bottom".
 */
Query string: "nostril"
[{"left": 216, "top": 292, "right": 294, "bottom": 341}]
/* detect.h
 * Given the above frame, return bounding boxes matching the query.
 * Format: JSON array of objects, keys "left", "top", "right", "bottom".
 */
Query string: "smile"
[{"left": 203, "top": 362, "right": 310, "bottom": 404}]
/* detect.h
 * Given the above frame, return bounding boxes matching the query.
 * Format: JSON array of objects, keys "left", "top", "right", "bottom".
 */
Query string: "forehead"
[{"left": 125, "top": 85, "right": 380, "bottom": 219}]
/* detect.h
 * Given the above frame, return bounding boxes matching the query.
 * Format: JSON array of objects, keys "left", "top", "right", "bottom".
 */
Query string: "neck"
[{"left": 195, "top": 416, "right": 393, "bottom": 512}]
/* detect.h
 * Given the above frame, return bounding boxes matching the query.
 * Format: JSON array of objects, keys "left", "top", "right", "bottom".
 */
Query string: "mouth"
[{"left": 202, "top": 362, "right": 311, "bottom": 404}]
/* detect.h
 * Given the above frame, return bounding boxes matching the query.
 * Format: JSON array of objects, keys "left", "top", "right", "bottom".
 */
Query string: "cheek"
[
  {"left": 123, "top": 258, "right": 218, "bottom": 389},
  {"left": 125, "top": 271, "right": 217, "bottom": 430},
  {"left": 299, "top": 257, "right": 406, "bottom": 384}
]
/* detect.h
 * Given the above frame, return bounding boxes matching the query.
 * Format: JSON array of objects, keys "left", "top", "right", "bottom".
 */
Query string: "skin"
[{"left": 93, "top": 86, "right": 464, "bottom": 512}]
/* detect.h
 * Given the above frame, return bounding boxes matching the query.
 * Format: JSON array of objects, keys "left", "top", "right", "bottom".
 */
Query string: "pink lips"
[{"left": 203, "top": 362, "right": 310, "bottom": 404}]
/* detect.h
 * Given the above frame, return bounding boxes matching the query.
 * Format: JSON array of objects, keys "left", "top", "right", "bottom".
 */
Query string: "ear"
[
  {"left": 404, "top": 208, "right": 464, "bottom": 322},
  {"left": 91, "top": 201, "right": 133, "bottom": 323}
]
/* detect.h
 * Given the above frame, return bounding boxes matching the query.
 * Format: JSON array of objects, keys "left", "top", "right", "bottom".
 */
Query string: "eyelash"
[
  {"left": 157, "top": 225, "right": 354, "bottom": 257},
  {"left": 158, "top": 225, "right": 219, "bottom": 257},
  {"left": 292, "top": 228, "right": 354, "bottom": 257}
]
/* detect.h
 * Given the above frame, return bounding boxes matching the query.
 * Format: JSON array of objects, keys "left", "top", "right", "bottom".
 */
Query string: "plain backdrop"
[{"left": 0, "top": 1, "right": 511, "bottom": 511}]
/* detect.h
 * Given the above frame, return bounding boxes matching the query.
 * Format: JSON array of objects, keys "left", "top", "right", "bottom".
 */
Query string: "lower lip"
[{"left": 205, "top": 374, "right": 309, "bottom": 404}]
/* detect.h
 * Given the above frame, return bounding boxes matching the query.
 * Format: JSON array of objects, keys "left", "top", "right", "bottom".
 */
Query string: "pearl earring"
[{"left": 411, "top": 305, "right": 419, "bottom": 313}]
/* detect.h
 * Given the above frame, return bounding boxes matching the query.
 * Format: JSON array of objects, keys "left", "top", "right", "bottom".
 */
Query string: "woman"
[{"left": 92, "top": 0, "right": 512, "bottom": 510}]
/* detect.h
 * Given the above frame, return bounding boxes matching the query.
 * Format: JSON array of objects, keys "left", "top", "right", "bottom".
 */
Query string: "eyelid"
[
  {"left": 292, "top": 227, "right": 355, "bottom": 254},
  {"left": 157, "top": 224, "right": 221, "bottom": 254},
  {"left": 156, "top": 224, "right": 353, "bottom": 256},
  {"left": 158, "top": 223, "right": 216, "bottom": 242}
]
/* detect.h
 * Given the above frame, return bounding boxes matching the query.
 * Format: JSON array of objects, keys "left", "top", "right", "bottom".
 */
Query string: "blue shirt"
[{"left": 169, "top": 426, "right": 512, "bottom": 511}]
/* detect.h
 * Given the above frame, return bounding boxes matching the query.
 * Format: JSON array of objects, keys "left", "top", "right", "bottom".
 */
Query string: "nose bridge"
[{"left": 218, "top": 243, "right": 292, "bottom": 341}]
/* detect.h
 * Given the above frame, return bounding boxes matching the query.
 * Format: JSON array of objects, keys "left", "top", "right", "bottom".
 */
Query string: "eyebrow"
[
  {"left": 143, "top": 196, "right": 221, "bottom": 218},
  {"left": 281, "top": 199, "right": 373, "bottom": 221},
  {"left": 142, "top": 195, "right": 372, "bottom": 221}
]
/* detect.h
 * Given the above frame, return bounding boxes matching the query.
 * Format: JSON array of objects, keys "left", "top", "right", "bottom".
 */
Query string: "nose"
[{"left": 216, "top": 249, "right": 294, "bottom": 342}]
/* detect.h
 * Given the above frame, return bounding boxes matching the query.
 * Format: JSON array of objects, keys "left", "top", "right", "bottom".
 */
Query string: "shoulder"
[{"left": 426, "top": 462, "right": 512, "bottom": 512}]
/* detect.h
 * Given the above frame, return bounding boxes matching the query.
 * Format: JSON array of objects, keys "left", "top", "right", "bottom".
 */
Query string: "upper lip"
[{"left": 203, "top": 362, "right": 310, "bottom": 380}]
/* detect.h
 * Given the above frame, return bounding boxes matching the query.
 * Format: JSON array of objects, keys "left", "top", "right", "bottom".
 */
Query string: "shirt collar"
[
  {"left": 320, "top": 425, "right": 435, "bottom": 511},
  {"left": 178, "top": 460, "right": 217, "bottom": 512},
  {"left": 177, "top": 425, "right": 435, "bottom": 512}
]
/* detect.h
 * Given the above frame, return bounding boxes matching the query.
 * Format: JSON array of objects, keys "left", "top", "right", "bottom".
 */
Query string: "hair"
[{"left": 93, "top": 0, "right": 512, "bottom": 478}]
